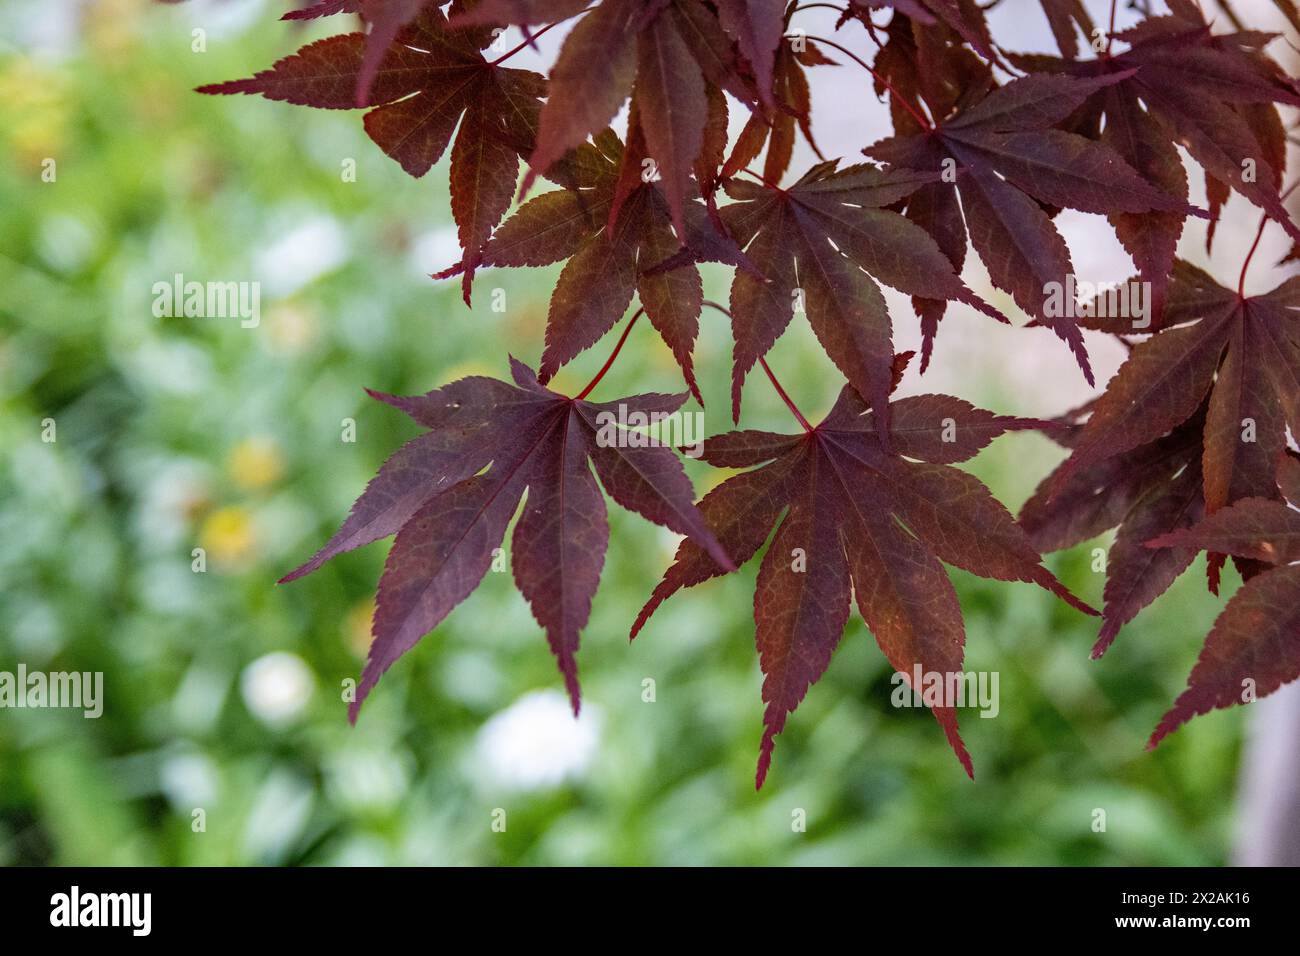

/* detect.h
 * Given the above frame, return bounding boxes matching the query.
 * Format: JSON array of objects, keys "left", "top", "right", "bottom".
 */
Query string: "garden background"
[{"left": 1, "top": 0, "right": 1294, "bottom": 865}]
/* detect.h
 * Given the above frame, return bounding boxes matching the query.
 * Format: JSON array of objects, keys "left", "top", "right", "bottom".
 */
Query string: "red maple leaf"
[
  {"left": 459, "top": 0, "right": 768, "bottom": 240},
  {"left": 1047, "top": 261, "right": 1299, "bottom": 520},
  {"left": 1022, "top": 242, "right": 1300, "bottom": 651},
  {"left": 866, "top": 69, "right": 1202, "bottom": 381},
  {"left": 1142, "top": 458, "right": 1300, "bottom": 747},
  {"left": 1021, "top": 404, "right": 1208, "bottom": 658},
  {"left": 850, "top": 1, "right": 1000, "bottom": 64},
  {"left": 1006, "top": 2, "right": 1300, "bottom": 315},
  {"left": 283, "top": 0, "right": 363, "bottom": 22},
  {"left": 633, "top": 365, "right": 1096, "bottom": 787},
  {"left": 719, "top": 22, "right": 834, "bottom": 187},
  {"left": 438, "top": 128, "right": 747, "bottom": 402},
  {"left": 859, "top": 0, "right": 1093, "bottom": 60},
  {"left": 281, "top": 357, "right": 732, "bottom": 719},
  {"left": 197, "top": 6, "right": 547, "bottom": 295},
  {"left": 716, "top": 159, "right": 1007, "bottom": 427}
]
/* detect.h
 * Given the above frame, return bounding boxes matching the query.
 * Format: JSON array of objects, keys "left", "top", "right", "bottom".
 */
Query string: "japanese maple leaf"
[
  {"left": 354, "top": 1, "right": 431, "bottom": 107},
  {"left": 286, "top": 1, "right": 458, "bottom": 108},
  {"left": 720, "top": 26, "right": 833, "bottom": 187},
  {"left": 1007, "top": 2, "right": 1300, "bottom": 310},
  {"left": 439, "top": 128, "right": 742, "bottom": 402},
  {"left": 861, "top": 10, "right": 996, "bottom": 357},
  {"left": 632, "top": 376, "right": 1096, "bottom": 787},
  {"left": 718, "top": 159, "right": 1007, "bottom": 428},
  {"left": 283, "top": 0, "right": 363, "bottom": 22},
  {"left": 1047, "top": 261, "right": 1299, "bottom": 526},
  {"left": 197, "top": 7, "right": 544, "bottom": 294},
  {"left": 859, "top": 0, "right": 1090, "bottom": 62},
  {"left": 867, "top": 6, "right": 995, "bottom": 138},
  {"left": 850, "top": 1, "right": 999, "bottom": 64},
  {"left": 714, "top": 0, "right": 787, "bottom": 112},
  {"left": 456, "top": 0, "right": 766, "bottom": 240},
  {"left": 1035, "top": 0, "right": 1094, "bottom": 58},
  {"left": 269, "top": 2, "right": 432, "bottom": 105},
  {"left": 1142, "top": 459, "right": 1300, "bottom": 747},
  {"left": 866, "top": 70, "right": 1201, "bottom": 383},
  {"left": 1021, "top": 406, "right": 1209, "bottom": 658},
  {"left": 280, "top": 357, "right": 731, "bottom": 719}
]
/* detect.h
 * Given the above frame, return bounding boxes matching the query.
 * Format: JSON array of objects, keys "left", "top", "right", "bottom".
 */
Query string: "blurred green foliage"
[{"left": 0, "top": 0, "right": 1243, "bottom": 866}]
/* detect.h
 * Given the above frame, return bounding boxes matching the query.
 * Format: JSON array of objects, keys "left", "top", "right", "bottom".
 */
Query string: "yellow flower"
[
  {"left": 227, "top": 438, "right": 285, "bottom": 491},
  {"left": 0, "top": 59, "right": 69, "bottom": 168},
  {"left": 199, "top": 506, "right": 258, "bottom": 570},
  {"left": 344, "top": 599, "right": 377, "bottom": 657},
  {"left": 87, "top": 0, "right": 147, "bottom": 59},
  {"left": 265, "top": 303, "right": 319, "bottom": 355}
]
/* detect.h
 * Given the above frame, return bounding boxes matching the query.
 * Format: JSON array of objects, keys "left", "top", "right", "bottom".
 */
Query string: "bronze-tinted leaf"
[
  {"left": 283, "top": 360, "right": 730, "bottom": 720},
  {"left": 638, "top": 382, "right": 1094, "bottom": 786}
]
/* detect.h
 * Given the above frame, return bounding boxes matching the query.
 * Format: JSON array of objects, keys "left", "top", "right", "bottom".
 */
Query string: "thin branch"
[
  {"left": 759, "top": 357, "right": 815, "bottom": 432},
  {"left": 737, "top": 166, "right": 783, "bottom": 190},
  {"left": 702, "top": 300, "right": 813, "bottom": 432},
  {"left": 489, "top": 10, "right": 590, "bottom": 65},
  {"left": 1238, "top": 215, "right": 1268, "bottom": 298},
  {"left": 802, "top": 33, "right": 933, "bottom": 131},
  {"left": 575, "top": 308, "right": 643, "bottom": 400},
  {"left": 1238, "top": 179, "right": 1300, "bottom": 297}
]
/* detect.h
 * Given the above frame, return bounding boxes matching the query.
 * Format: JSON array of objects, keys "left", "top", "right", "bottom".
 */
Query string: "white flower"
[
  {"left": 134, "top": 457, "right": 211, "bottom": 550},
  {"left": 474, "top": 689, "right": 601, "bottom": 791},
  {"left": 257, "top": 215, "right": 348, "bottom": 297},
  {"left": 159, "top": 750, "right": 220, "bottom": 809},
  {"left": 240, "top": 652, "right": 314, "bottom": 727}
]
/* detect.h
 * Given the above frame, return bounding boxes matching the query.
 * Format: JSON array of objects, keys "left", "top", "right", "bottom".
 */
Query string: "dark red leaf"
[
  {"left": 451, "top": 130, "right": 731, "bottom": 400},
  {"left": 198, "top": 9, "right": 543, "bottom": 287},
  {"left": 514, "top": 0, "right": 757, "bottom": 235},
  {"left": 1051, "top": 263, "right": 1298, "bottom": 518},
  {"left": 867, "top": 71, "right": 1201, "bottom": 382},
  {"left": 719, "top": 160, "right": 1006, "bottom": 426},
  {"left": 636, "top": 382, "right": 1094, "bottom": 786},
  {"left": 283, "top": 360, "right": 731, "bottom": 721},
  {"left": 1146, "top": 562, "right": 1300, "bottom": 748}
]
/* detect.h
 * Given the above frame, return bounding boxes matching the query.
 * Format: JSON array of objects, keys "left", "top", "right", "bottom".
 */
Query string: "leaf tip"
[
  {"left": 517, "top": 167, "right": 539, "bottom": 205},
  {"left": 1035, "top": 568, "right": 1099, "bottom": 617},
  {"left": 934, "top": 707, "right": 974, "bottom": 778},
  {"left": 755, "top": 730, "right": 776, "bottom": 791},
  {"left": 1090, "top": 621, "right": 1120, "bottom": 659}
]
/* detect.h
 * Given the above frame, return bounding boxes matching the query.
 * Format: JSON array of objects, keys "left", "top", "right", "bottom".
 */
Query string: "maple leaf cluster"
[{"left": 195, "top": 0, "right": 1300, "bottom": 786}]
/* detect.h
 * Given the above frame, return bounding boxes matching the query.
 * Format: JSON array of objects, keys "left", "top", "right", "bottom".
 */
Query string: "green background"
[{"left": 0, "top": 0, "right": 1244, "bottom": 865}]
